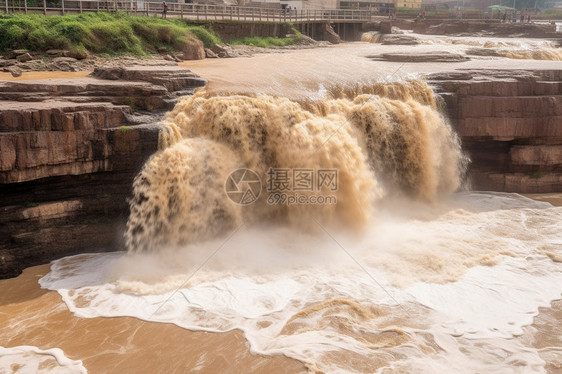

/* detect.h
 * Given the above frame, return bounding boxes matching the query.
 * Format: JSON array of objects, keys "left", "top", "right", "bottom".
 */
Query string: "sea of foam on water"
[{"left": 39, "top": 192, "right": 562, "bottom": 373}]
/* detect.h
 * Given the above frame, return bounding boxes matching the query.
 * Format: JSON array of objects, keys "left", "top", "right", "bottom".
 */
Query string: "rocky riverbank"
[
  {"left": 0, "top": 65, "right": 206, "bottom": 278},
  {"left": 377, "top": 19, "right": 561, "bottom": 39},
  {"left": 0, "top": 37, "right": 323, "bottom": 78},
  {"left": 429, "top": 69, "right": 562, "bottom": 192}
]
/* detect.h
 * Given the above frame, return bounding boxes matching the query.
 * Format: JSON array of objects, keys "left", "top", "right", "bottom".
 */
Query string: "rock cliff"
[
  {"left": 429, "top": 69, "right": 562, "bottom": 192},
  {"left": 0, "top": 66, "right": 205, "bottom": 278}
]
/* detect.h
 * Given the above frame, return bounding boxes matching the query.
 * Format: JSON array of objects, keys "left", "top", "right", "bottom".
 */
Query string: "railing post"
[
  {"left": 146, "top": 1, "right": 149, "bottom": 16},
  {"left": 80, "top": 0, "right": 82, "bottom": 13},
  {"left": 24, "top": 0, "right": 27, "bottom": 13},
  {"left": 5, "top": 0, "right": 8, "bottom": 14},
  {"left": 180, "top": 3, "right": 183, "bottom": 19},
  {"left": 42, "top": 0, "right": 46, "bottom": 14}
]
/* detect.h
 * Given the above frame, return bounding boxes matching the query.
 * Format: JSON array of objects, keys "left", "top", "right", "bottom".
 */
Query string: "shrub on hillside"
[{"left": 0, "top": 12, "right": 221, "bottom": 55}]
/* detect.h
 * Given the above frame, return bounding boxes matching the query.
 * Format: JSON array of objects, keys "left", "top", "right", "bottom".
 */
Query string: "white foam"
[
  {"left": 0, "top": 346, "right": 87, "bottom": 374},
  {"left": 39, "top": 192, "right": 562, "bottom": 373}
]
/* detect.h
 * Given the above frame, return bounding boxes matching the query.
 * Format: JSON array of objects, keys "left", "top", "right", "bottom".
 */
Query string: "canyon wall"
[
  {"left": 430, "top": 69, "right": 562, "bottom": 192},
  {"left": 0, "top": 66, "right": 205, "bottom": 278}
]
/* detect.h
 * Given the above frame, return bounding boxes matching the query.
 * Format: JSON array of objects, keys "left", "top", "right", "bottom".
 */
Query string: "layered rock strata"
[
  {"left": 0, "top": 66, "right": 205, "bottom": 278},
  {"left": 429, "top": 69, "right": 562, "bottom": 192}
]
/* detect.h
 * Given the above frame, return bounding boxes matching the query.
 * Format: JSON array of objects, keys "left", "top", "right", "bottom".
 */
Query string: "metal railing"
[{"left": 3, "top": 1, "right": 374, "bottom": 22}]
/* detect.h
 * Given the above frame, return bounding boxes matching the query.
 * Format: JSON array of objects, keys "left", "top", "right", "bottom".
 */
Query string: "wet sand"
[{"left": 0, "top": 265, "right": 307, "bottom": 374}]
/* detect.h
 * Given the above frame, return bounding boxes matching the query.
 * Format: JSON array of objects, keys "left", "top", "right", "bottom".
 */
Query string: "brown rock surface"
[
  {"left": 16, "top": 53, "right": 32, "bottom": 63},
  {"left": 182, "top": 34, "right": 205, "bottom": 60},
  {"left": 90, "top": 65, "right": 206, "bottom": 92},
  {"left": 380, "top": 21, "right": 392, "bottom": 34},
  {"left": 465, "top": 48, "right": 501, "bottom": 57},
  {"left": 429, "top": 69, "right": 562, "bottom": 192},
  {"left": 370, "top": 51, "right": 469, "bottom": 62},
  {"left": 381, "top": 34, "right": 419, "bottom": 45},
  {"left": 0, "top": 65, "right": 206, "bottom": 278},
  {"left": 423, "top": 21, "right": 557, "bottom": 38},
  {"left": 5, "top": 66, "right": 22, "bottom": 77},
  {"left": 65, "top": 49, "right": 88, "bottom": 60},
  {"left": 6, "top": 49, "right": 30, "bottom": 59},
  {"left": 325, "top": 23, "right": 341, "bottom": 44},
  {"left": 0, "top": 59, "right": 16, "bottom": 67}
]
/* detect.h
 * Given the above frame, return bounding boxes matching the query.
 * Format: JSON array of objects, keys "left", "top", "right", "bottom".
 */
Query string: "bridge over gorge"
[{"left": 2, "top": 1, "right": 375, "bottom": 40}]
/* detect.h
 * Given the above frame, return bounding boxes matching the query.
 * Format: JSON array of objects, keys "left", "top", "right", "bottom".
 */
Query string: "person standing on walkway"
[{"left": 162, "top": 2, "right": 168, "bottom": 18}]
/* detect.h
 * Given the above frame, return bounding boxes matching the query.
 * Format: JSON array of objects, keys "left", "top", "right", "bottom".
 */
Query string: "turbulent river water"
[{"left": 1, "top": 35, "right": 561, "bottom": 374}]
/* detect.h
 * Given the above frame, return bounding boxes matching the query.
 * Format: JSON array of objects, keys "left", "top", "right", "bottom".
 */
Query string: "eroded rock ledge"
[
  {"left": 429, "top": 69, "right": 562, "bottom": 192},
  {"left": 0, "top": 65, "right": 205, "bottom": 278}
]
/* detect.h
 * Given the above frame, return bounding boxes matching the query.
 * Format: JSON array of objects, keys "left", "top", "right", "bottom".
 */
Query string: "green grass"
[
  {"left": 0, "top": 12, "right": 221, "bottom": 55},
  {"left": 230, "top": 34, "right": 301, "bottom": 48}
]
